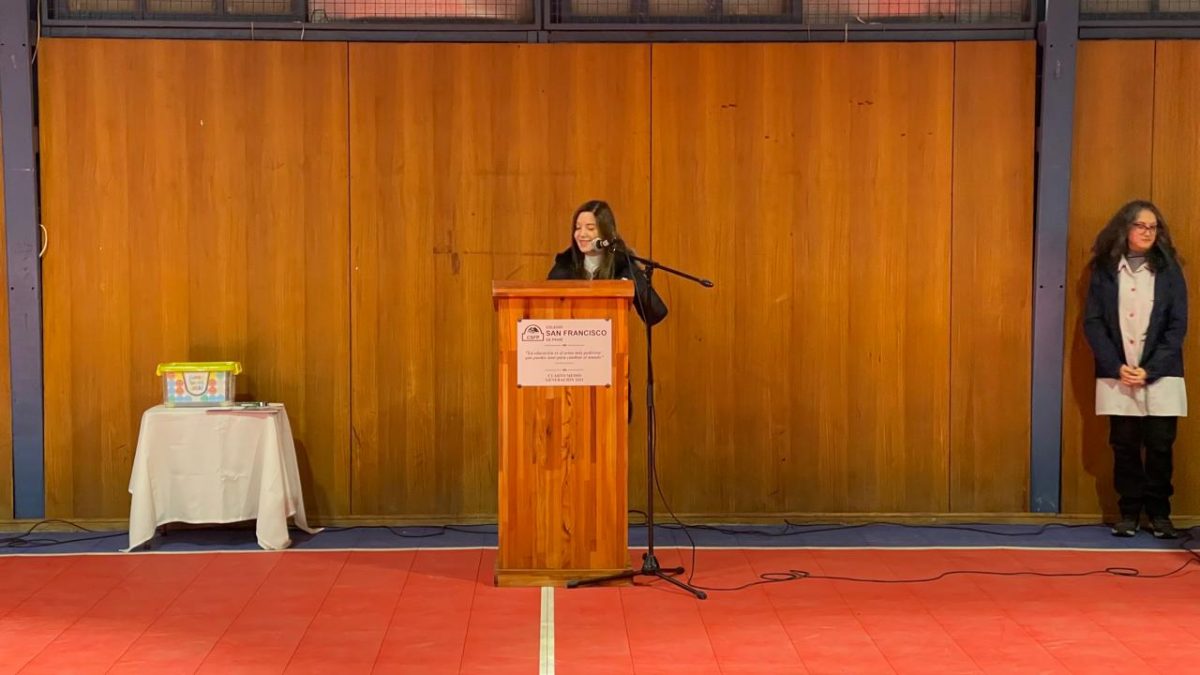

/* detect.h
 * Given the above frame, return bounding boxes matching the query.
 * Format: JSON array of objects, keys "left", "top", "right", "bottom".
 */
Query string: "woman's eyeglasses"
[{"left": 1132, "top": 222, "right": 1158, "bottom": 234}]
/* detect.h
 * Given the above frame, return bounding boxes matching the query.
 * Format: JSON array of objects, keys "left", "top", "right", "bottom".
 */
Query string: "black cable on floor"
[
  {"left": 627, "top": 501, "right": 1200, "bottom": 593},
  {"left": 0, "top": 519, "right": 126, "bottom": 549}
]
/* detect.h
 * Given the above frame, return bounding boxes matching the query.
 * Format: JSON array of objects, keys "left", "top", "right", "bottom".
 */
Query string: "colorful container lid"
[{"left": 155, "top": 361, "right": 243, "bottom": 376}]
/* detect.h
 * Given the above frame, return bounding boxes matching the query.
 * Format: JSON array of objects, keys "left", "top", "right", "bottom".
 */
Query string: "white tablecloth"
[{"left": 127, "top": 404, "right": 320, "bottom": 551}]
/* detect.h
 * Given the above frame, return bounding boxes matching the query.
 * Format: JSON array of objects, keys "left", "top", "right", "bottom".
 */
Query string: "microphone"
[{"left": 594, "top": 238, "right": 624, "bottom": 250}]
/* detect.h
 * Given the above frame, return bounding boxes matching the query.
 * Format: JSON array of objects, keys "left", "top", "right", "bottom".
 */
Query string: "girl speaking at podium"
[{"left": 547, "top": 199, "right": 668, "bottom": 326}]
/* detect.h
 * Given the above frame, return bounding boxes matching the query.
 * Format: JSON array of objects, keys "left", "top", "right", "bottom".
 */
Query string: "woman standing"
[{"left": 1084, "top": 200, "right": 1187, "bottom": 539}]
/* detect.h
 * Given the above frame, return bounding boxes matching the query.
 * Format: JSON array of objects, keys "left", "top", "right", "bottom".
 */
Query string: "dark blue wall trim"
[
  {"left": 1, "top": 0, "right": 46, "bottom": 520},
  {"left": 1029, "top": 0, "right": 1079, "bottom": 513}
]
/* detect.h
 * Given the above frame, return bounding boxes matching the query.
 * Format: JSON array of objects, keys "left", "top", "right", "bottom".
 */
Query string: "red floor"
[{"left": 0, "top": 547, "right": 1196, "bottom": 673}]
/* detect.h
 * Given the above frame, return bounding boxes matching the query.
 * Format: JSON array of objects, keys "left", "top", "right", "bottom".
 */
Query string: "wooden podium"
[{"left": 492, "top": 280, "right": 634, "bottom": 587}]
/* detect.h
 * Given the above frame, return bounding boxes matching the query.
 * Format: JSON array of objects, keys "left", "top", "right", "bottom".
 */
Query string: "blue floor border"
[{"left": 2, "top": 522, "right": 1196, "bottom": 555}]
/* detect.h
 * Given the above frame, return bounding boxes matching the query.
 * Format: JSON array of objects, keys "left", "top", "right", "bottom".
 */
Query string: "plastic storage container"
[{"left": 156, "top": 362, "right": 242, "bottom": 407}]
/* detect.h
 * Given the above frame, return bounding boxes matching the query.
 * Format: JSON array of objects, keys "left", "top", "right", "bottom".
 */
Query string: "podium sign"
[{"left": 516, "top": 318, "right": 613, "bottom": 387}]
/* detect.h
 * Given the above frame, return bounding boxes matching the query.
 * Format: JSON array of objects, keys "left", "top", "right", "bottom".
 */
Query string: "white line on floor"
[{"left": 540, "top": 586, "right": 555, "bottom": 675}]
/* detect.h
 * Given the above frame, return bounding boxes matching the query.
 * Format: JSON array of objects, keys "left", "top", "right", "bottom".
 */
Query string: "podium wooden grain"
[{"left": 492, "top": 280, "right": 634, "bottom": 587}]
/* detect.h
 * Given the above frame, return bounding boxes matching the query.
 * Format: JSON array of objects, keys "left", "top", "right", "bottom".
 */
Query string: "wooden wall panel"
[
  {"left": 348, "top": 44, "right": 651, "bottom": 516},
  {"left": 1150, "top": 41, "right": 1200, "bottom": 518},
  {"left": 949, "top": 42, "right": 1036, "bottom": 512},
  {"left": 38, "top": 39, "right": 351, "bottom": 519},
  {"left": 0, "top": 105, "right": 11, "bottom": 521},
  {"left": 650, "top": 43, "right": 954, "bottom": 514},
  {"left": 1061, "top": 41, "right": 1155, "bottom": 516},
  {"left": 34, "top": 38, "right": 1044, "bottom": 520}
]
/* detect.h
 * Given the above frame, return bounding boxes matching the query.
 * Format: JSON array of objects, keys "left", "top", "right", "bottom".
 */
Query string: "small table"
[{"left": 127, "top": 404, "right": 320, "bottom": 551}]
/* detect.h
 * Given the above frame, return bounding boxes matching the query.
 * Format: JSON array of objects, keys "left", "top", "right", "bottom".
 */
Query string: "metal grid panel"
[
  {"left": 308, "top": 0, "right": 534, "bottom": 21},
  {"left": 1081, "top": 0, "right": 1200, "bottom": 18},
  {"left": 554, "top": 0, "right": 1029, "bottom": 25},
  {"left": 51, "top": 0, "right": 306, "bottom": 19},
  {"left": 50, "top": 0, "right": 1028, "bottom": 24},
  {"left": 50, "top": 0, "right": 536, "bottom": 21}
]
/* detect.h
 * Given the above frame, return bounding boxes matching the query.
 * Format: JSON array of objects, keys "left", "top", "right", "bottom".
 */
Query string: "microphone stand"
[{"left": 567, "top": 244, "right": 714, "bottom": 599}]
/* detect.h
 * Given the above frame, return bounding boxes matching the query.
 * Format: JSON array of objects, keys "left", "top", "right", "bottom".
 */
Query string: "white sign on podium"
[{"left": 516, "top": 319, "right": 613, "bottom": 387}]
